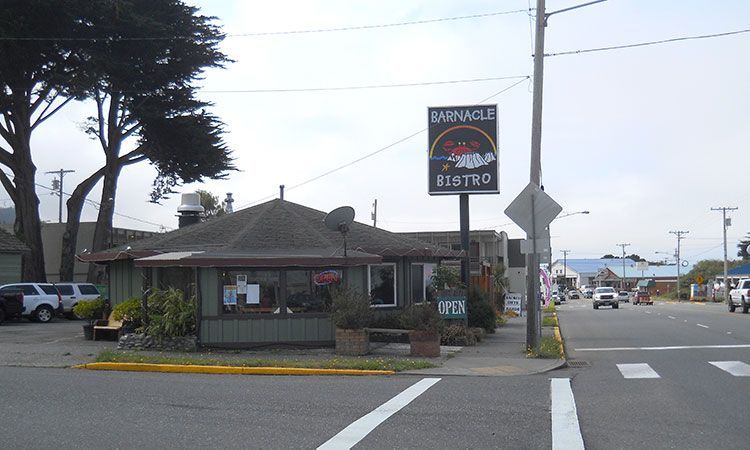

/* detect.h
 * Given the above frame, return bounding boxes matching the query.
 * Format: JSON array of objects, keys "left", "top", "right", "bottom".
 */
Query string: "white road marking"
[
  {"left": 684, "top": 320, "right": 688, "bottom": 323},
  {"left": 727, "top": 332, "right": 733, "bottom": 335},
  {"left": 576, "top": 344, "right": 750, "bottom": 352},
  {"left": 645, "top": 311, "right": 652, "bottom": 314},
  {"left": 550, "top": 378, "right": 585, "bottom": 450},
  {"left": 668, "top": 316, "right": 676, "bottom": 320},
  {"left": 617, "top": 363, "right": 660, "bottom": 379},
  {"left": 709, "top": 361, "right": 750, "bottom": 377},
  {"left": 696, "top": 324, "right": 709, "bottom": 329},
  {"left": 317, "top": 378, "right": 440, "bottom": 450}
]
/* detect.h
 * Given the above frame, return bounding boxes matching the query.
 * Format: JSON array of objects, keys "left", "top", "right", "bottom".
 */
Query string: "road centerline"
[
  {"left": 550, "top": 378, "right": 585, "bottom": 450},
  {"left": 575, "top": 344, "right": 750, "bottom": 352},
  {"left": 317, "top": 377, "right": 441, "bottom": 449},
  {"left": 696, "top": 324, "right": 709, "bottom": 329}
]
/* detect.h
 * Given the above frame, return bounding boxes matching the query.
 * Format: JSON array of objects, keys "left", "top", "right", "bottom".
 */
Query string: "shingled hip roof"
[
  {"left": 0, "top": 228, "right": 29, "bottom": 253},
  {"left": 80, "top": 199, "right": 461, "bottom": 266}
]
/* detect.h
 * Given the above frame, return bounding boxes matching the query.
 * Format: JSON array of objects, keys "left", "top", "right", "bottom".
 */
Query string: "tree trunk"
[
  {"left": 87, "top": 163, "right": 122, "bottom": 283},
  {"left": 59, "top": 169, "right": 105, "bottom": 281}
]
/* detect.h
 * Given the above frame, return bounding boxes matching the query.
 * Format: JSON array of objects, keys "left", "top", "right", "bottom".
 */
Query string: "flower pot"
[
  {"left": 82, "top": 324, "right": 94, "bottom": 340},
  {"left": 335, "top": 328, "right": 369, "bottom": 356},
  {"left": 409, "top": 330, "right": 440, "bottom": 357}
]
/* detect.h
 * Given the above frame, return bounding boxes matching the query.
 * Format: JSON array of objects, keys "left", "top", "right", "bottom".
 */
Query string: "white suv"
[
  {"left": 0, "top": 283, "right": 63, "bottom": 323},
  {"left": 593, "top": 287, "right": 619, "bottom": 309},
  {"left": 54, "top": 283, "right": 102, "bottom": 318},
  {"left": 728, "top": 279, "right": 750, "bottom": 313}
]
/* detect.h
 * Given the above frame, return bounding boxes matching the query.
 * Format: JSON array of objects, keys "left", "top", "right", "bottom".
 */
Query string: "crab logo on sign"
[{"left": 428, "top": 105, "right": 499, "bottom": 195}]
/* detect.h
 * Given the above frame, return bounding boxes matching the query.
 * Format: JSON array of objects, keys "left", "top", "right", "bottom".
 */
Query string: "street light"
[{"left": 548, "top": 211, "right": 590, "bottom": 285}]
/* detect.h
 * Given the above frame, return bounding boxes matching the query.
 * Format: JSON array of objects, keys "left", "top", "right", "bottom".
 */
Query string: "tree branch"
[
  {"left": 117, "top": 145, "right": 147, "bottom": 166},
  {"left": 95, "top": 90, "right": 108, "bottom": 151},
  {"left": 0, "top": 145, "right": 14, "bottom": 168},
  {"left": 28, "top": 86, "right": 52, "bottom": 115},
  {"left": 0, "top": 169, "right": 17, "bottom": 204},
  {"left": 121, "top": 123, "right": 141, "bottom": 140},
  {"left": 31, "top": 96, "right": 74, "bottom": 131}
]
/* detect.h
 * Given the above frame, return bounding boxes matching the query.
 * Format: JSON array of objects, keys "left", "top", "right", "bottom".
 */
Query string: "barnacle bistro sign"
[{"left": 428, "top": 104, "right": 499, "bottom": 195}]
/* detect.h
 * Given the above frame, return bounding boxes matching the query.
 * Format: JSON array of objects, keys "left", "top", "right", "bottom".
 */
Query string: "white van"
[{"left": 53, "top": 283, "right": 102, "bottom": 318}]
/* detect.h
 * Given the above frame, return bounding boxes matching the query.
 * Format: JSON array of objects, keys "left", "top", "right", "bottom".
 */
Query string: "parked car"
[
  {"left": 0, "top": 289, "right": 24, "bottom": 324},
  {"left": 567, "top": 290, "right": 581, "bottom": 299},
  {"left": 632, "top": 291, "right": 652, "bottom": 305},
  {"left": 593, "top": 287, "right": 619, "bottom": 309},
  {"left": 583, "top": 288, "right": 594, "bottom": 299},
  {"left": 728, "top": 279, "right": 750, "bottom": 313},
  {"left": 0, "top": 283, "right": 63, "bottom": 323},
  {"left": 552, "top": 291, "right": 562, "bottom": 305},
  {"left": 54, "top": 283, "right": 102, "bottom": 318},
  {"left": 617, "top": 291, "right": 630, "bottom": 303}
]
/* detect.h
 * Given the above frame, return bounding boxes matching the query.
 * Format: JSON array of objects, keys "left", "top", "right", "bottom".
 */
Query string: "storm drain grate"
[{"left": 567, "top": 360, "right": 591, "bottom": 368}]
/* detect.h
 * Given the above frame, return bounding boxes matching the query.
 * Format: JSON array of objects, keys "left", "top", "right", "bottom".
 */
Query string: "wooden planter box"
[
  {"left": 409, "top": 330, "right": 440, "bottom": 357},
  {"left": 335, "top": 328, "right": 369, "bottom": 356}
]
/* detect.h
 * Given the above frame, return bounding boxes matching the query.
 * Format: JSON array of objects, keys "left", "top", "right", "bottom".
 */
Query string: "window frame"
[
  {"left": 410, "top": 262, "right": 436, "bottom": 305},
  {"left": 368, "top": 263, "right": 397, "bottom": 308}
]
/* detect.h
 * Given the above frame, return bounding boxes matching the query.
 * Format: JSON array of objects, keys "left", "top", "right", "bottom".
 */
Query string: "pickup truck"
[
  {"left": 0, "top": 289, "right": 24, "bottom": 324},
  {"left": 728, "top": 278, "right": 750, "bottom": 313}
]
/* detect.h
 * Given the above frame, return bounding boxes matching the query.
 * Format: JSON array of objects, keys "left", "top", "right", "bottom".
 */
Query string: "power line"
[
  {"left": 201, "top": 75, "right": 530, "bottom": 94},
  {"left": 234, "top": 77, "right": 530, "bottom": 210},
  {"left": 546, "top": 28, "right": 750, "bottom": 57},
  {"left": 0, "top": 9, "right": 530, "bottom": 41}
]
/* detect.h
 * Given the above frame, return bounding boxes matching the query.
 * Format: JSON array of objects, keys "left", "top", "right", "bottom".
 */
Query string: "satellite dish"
[{"left": 324, "top": 206, "right": 355, "bottom": 256}]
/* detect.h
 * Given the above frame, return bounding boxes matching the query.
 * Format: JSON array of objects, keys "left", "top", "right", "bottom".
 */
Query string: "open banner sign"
[{"left": 437, "top": 290, "right": 467, "bottom": 319}]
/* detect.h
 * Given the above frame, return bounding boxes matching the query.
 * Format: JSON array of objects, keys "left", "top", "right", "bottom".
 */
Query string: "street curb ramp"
[{"left": 73, "top": 362, "right": 395, "bottom": 376}]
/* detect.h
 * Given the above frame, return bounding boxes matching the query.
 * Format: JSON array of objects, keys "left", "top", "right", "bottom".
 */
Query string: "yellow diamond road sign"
[{"left": 696, "top": 275, "right": 705, "bottom": 284}]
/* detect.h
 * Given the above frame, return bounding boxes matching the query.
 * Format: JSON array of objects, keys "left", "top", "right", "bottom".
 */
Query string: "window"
[
  {"left": 221, "top": 270, "right": 279, "bottom": 314},
  {"left": 56, "top": 285, "right": 75, "bottom": 296},
  {"left": 369, "top": 264, "right": 396, "bottom": 307},
  {"left": 286, "top": 270, "right": 341, "bottom": 313},
  {"left": 0, "top": 285, "right": 35, "bottom": 296},
  {"left": 78, "top": 284, "right": 100, "bottom": 295},
  {"left": 411, "top": 263, "right": 436, "bottom": 303},
  {"left": 38, "top": 285, "right": 59, "bottom": 295}
]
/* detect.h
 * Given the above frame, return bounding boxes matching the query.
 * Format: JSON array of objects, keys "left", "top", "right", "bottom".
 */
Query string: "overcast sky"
[{"left": 21, "top": 0, "right": 749, "bottom": 264}]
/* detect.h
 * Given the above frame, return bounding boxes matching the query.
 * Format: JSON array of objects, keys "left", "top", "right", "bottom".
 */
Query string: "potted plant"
[
  {"left": 111, "top": 297, "right": 143, "bottom": 335},
  {"left": 72, "top": 298, "right": 105, "bottom": 340},
  {"left": 400, "top": 303, "right": 443, "bottom": 357},
  {"left": 331, "top": 288, "right": 373, "bottom": 355}
]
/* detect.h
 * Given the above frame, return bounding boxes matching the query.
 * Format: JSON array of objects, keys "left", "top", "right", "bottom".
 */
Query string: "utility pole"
[
  {"left": 45, "top": 169, "right": 75, "bottom": 223},
  {"left": 371, "top": 199, "right": 378, "bottom": 228},
  {"left": 711, "top": 207, "right": 738, "bottom": 304},
  {"left": 561, "top": 249, "right": 570, "bottom": 288},
  {"left": 617, "top": 243, "right": 630, "bottom": 290},
  {"left": 669, "top": 230, "right": 689, "bottom": 299},
  {"left": 524, "top": 0, "right": 606, "bottom": 353}
]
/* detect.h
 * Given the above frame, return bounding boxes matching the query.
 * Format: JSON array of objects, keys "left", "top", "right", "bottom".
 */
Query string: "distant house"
[
  {"left": 81, "top": 198, "right": 460, "bottom": 348},
  {"left": 0, "top": 228, "right": 29, "bottom": 284},
  {"left": 550, "top": 258, "right": 636, "bottom": 288}
]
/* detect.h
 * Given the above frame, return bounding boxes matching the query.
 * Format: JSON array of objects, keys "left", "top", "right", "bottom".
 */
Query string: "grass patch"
[
  {"left": 544, "top": 302, "right": 556, "bottom": 313},
  {"left": 96, "top": 350, "right": 435, "bottom": 372},
  {"left": 542, "top": 315, "right": 558, "bottom": 327},
  {"left": 527, "top": 336, "right": 563, "bottom": 359},
  {"left": 495, "top": 315, "right": 507, "bottom": 327}
]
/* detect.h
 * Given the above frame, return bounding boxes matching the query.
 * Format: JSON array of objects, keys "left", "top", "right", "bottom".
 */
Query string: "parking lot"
[{"left": 0, "top": 317, "right": 116, "bottom": 367}]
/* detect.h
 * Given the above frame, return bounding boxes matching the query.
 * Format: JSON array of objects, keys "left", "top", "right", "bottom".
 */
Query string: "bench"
[
  {"left": 364, "top": 327, "right": 411, "bottom": 336},
  {"left": 93, "top": 312, "right": 123, "bottom": 341}
]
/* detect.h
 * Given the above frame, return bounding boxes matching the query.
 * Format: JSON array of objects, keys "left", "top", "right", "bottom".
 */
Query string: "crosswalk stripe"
[
  {"left": 617, "top": 363, "right": 660, "bottom": 379},
  {"left": 709, "top": 361, "right": 750, "bottom": 377}
]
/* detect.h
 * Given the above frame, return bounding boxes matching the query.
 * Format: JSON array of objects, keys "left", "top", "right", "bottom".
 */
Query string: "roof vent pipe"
[
  {"left": 224, "top": 192, "right": 234, "bottom": 214},
  {"left": 279, "top": 184, "right": 285, "bottom": 201},
  {"left": 177, "top": 192, "right": 205, "bottom": 228}
]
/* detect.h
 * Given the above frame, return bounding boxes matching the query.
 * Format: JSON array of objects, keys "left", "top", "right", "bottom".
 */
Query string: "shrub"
[
  {"left": 111, "top": 297, "right": 143, "bottom": 326},
  {"left": 468, "top": 287, "right": 495, "bottom": 333},
  {"left": 72, "top": 298, "right": 105, "bottom": 326},
  {"left": 399, "top": 303, "right": 443, "bottom": 332},
  {"left": 142, "top": 288, "right": 196, "bottom": 338},
  {"left": 331, "top": 288, "right": 373, "bottom": 329},
  {"left": 440, "top": 324, "right": 476, "bottom": 346}
]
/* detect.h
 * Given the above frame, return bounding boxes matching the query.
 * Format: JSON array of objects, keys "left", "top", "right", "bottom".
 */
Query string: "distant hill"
[{"left": 0, "top": 207, "right": 13, "bottom": 225}]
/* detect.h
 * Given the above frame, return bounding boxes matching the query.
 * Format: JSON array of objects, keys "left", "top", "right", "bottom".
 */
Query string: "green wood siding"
[
  {"left": 0, "top": 253, "right": 22, "bottom": 285},
  {"left": 198, "top": 268, "right": 219, "bottom": 317},
  {"left": 109, "top": 260, "right": 141, "bottom": 306},
  {"left": 200, "top": 316, "right": 334, "bottom": 345}
]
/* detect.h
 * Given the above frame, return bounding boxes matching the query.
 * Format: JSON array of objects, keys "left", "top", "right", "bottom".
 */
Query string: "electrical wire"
[
  {"left": 0, "top": 9, "right": 529, "bottom": 41},
  {"left": 546, "top": 28, "right": 750, "bottom": 57},
  {"left": 201, "top": 75, "right": 530, "bottom": 94},
  {"left": 233, "top": 76, "right": 530, "bottom": 211}
]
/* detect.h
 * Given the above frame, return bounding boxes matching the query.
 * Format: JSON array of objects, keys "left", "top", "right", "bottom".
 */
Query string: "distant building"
[
  {"left": 0, "top": 228, "right": 29, "bottom": 284},
  {"left": 550, "top": 258, "right": 637, "bottom": 288},
  {"left": 1, "top": 222, "right": 156, "bottom": 282},
  {"left": 396, "top": 230, "right": 526, "bottom": 294}
]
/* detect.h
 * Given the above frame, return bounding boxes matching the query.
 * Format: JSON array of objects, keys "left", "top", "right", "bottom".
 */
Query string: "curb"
[
  {"left": 553, "top": 326, "right": 566, "bottom": 361},
  {"left": 72, "top": 362, "right": 395, "bottom": 376}
]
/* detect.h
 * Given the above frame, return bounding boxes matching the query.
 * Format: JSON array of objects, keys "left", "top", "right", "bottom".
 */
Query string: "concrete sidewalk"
[{"left": 403, "top": 316, "right": 565, "bottom": 377}]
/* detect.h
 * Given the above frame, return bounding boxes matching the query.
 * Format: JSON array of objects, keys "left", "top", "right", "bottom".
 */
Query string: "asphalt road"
[
  {"left": 556, "top": 298, "right": 750, "bottom": 449},
  {"left": 3, "top": 299, "right": 749, "bottom": 449}
]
